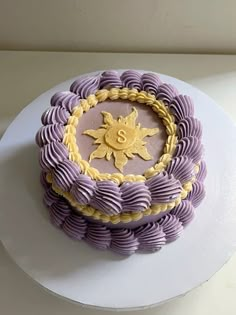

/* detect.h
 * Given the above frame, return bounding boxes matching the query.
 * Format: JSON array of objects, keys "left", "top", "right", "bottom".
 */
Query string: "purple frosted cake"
[{"left": 36, "top": 70, "right": 206, "bottom": 255}]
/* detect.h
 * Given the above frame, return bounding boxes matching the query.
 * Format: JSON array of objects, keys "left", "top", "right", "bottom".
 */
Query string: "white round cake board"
[{"left": 0, "top": 71, "right": 236, "bottom": 311}]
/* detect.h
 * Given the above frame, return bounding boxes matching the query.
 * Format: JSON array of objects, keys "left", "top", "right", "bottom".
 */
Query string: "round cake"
[{"left": 36, "top": 70, "right": 206, "bottom": 255}]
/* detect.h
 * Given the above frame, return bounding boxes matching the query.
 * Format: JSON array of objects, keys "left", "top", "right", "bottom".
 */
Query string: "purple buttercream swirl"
[
  {"left": 196, "top": 160, "right": 207, "bottom": 182},
  {"left": 169, "top": 95, "right": 194, "bottom": 122},
  {"left": 63, "top": 213, "right": 87, "bottom": 240},
  {"left": 90, "top": 181, "right": 122, "bottom": 215},
  {"left": 134, "top": 222, "right": 166, "bottom": 251},
  {"left": 50, "top": 91, "right": 80, "bottom": 113},
  {"left": 35, "top": 124, "right": 64, "bottom": 147},
  {"left": 120, "top": 182, "right": 151, "bottom": 212},
  {"left": 44, "top": 180, "right": 205, "bottom": 254},
  {"left": 70, "top": 75, "right": 100, "bottom": 98},
  {"left": 141, "top": 73, "right": 162, "bottom": 95},
  {"left": 100, "top": 71, "right": 122, "bottom": 89},
  {"left": 85, "top": 223, "right": 112, "bottom": 250},
  {"left": 52, "top": 159, "right": 80, "bottom": 191},
  {"left": 49, "top": 199, "right": 71, "bottom": 227},
  {"left": 146, "top": 172, "right": 182, "bottom": 203},
  {"left": 111, "top": 229, "right": 139, "bottom": 255},
  {"left": 120, "top": 70, "right": 142, "bottom": 90},
  {"left": 41, "top": 107, "right": 70, "bottom": 126},
  {"left": 70, "top": 174, "right": 96, "bottom": 205},
  {"left": 187, "top": 181, "right": 205, "bottom": 207},
  {"left": 170, "top": 200, "right": 194, "bottom": 226},
  {"left": 39, "top": 141, "right": 68, "bottom": 171},
  {"left": 174, "top": 136, "right": 203, "bottom": 164},
  {"left": 43, "top": 187, "right": 60, "bottom": 207},
  {"left": 156, "top": 83, "right": 178, "bottom": 104},
  {"left": 40, "top": 172, "right": 50, "bottom": 190},
  {"left": 166, "top": 156, "right": 195, "bottom": 184},
  {"left": 158, "top": 214, "right": 183, "bottom": 242},
  {"left": 178, "top": 116, "right": 202, "bottom": 139}
]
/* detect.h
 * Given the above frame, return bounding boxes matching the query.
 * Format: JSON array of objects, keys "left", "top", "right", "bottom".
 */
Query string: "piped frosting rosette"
[
  {"left": 42, "top": 172, "right": 202, "bottom": 255},
  {"left": 36, "top": 70, "right": 206, "bottom": 254}
]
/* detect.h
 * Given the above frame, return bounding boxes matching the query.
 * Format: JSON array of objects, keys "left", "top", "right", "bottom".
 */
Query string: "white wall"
[{"left": 0, "top": 0, "right": 235, "bottom": 53}]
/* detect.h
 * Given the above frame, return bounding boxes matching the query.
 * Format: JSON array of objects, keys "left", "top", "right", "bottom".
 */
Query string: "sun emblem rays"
[{"left": 83, "top": 107, "right": 159, "bottom": 172}]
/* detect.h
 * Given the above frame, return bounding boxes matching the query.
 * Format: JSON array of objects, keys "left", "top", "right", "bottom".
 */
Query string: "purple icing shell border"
[
  {"left": 36, "top": 70, "right": 205, "bottom": 217},
  {"left": 43, "top": 176, "right": 204, "bottom": 255}
]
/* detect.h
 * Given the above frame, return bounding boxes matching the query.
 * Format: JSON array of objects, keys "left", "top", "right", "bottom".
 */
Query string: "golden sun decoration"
[{"left": 83, "top": 107, "right": 159, "bottom": 172}]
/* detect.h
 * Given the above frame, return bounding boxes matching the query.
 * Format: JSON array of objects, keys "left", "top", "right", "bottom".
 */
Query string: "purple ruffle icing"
[
  {"left": 174, "top": 136, "right": 203, "bottom": 164},
  {"left": 169, "top": 95, "right": 194, "bottom": 122},
  {"left": 70, "top": 174, "right": 96, "bottom": 205},
  {"left": 70, "top": 75, "right": 100, "bottom": 99},
  {"left": 170, "top": 200, "right": 194, "bottom": 226},
  {"left": 120, "top": 182, "right": 151, "bottom": 212},
  {"left": 156, "top": 83, "right": 178, "bottom": 104},
  {"left": 50, "top": 91, "right": 80, "bottom": 113},
  {"left": 111, "top": 229, "right": 139, "bottom": 255},
  {"left": 49, "top": 199, "right": 71, "bottom": 227},
  {"left": 43, "top": 181, "right": 205, "bottom": 254},
  {"left": 146, "top": 172, "right": 182, "bottom": 203},
  {"left": 196, "top": 160, "right": 207, "bottom": 182},
  {"left": 134, "top": 223, "right": 166, "bottom": 252},
  {"left": 158, "top": 214, "right": 183, "bottom": 242},
  {"left": 52, "top": 159, "right": 80, "bottom": 191},
  {"left": 39, "top": 141, "right": 68, "bottom": 171},
  {"left": 35, "top": 124, "right": 64, "bottom": 147},
  {"left": 63, "top": 213, "right": 87, "bottom": 240},
  {"left": 40, "top": 172, "right": 50, "bottom": 190},
  {"left": 43, "top": 187, "right": 60, "bottom": 207},
  {"left": 41, "top": 107, "right": 70, "bottom": 126},
  {"left": 187, "top": 181, "right": 205, "bottom": 207},
  {"left": 120, "top": 70, "right": 142, "bottom": 90},
  {"left": 141, "top": 73, "right": 162, "bottom": 95},
  {"left": 166, "top": 156, "right": 195, "bottom": 184},
  {"left": 100, "top": 71, "right": 122, "bottom": 89},
  {"left": 85, "top": 223, "right": 112, "bottom": 250},
  {"left": 90, "top": 181, "right": 122, "bottom": 215},
  {"left": 178, "top": 116, "right": 202, "bottom": 139}
]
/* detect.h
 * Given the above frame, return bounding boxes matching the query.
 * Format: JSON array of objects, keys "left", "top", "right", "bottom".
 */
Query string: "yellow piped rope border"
[
  {"left": 46, "top": 173, "right": 196, "bottom": 224},
  {"left": 63, "top": 88, "right": 178, "bottom": 184}
]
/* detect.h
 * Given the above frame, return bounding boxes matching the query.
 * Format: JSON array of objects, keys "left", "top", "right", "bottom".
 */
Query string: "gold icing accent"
[
  {"left": 63, "top": 88, "right": 178, "bottom": 184},
  {"left": 194, "top": 164, "right": 200, "bottom": 174},
  {"left": 83, "top": 107, "right": 159, "bottom": 172}
]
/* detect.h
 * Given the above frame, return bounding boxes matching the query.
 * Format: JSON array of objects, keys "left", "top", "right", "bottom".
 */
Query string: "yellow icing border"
[
  {"left": 63, "top": 88, "right": 177, "bottom": 184},
  {"left": 46, "top": 173, "right": 195, "bottom": 224}
]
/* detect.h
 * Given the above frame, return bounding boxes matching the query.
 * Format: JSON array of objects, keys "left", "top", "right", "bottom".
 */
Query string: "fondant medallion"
[{"left": 84, "top": 107, "right": 159, "bottom": 172}]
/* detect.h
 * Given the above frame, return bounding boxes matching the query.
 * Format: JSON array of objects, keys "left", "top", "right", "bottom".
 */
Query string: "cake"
[{"left": 36, "top": 70, "right": 206, "bottom": 255}]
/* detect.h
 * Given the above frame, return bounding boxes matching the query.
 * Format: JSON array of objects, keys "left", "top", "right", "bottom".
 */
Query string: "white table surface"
[{"left": 0, "top": 51, "right": 236, "bottom": 315}]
